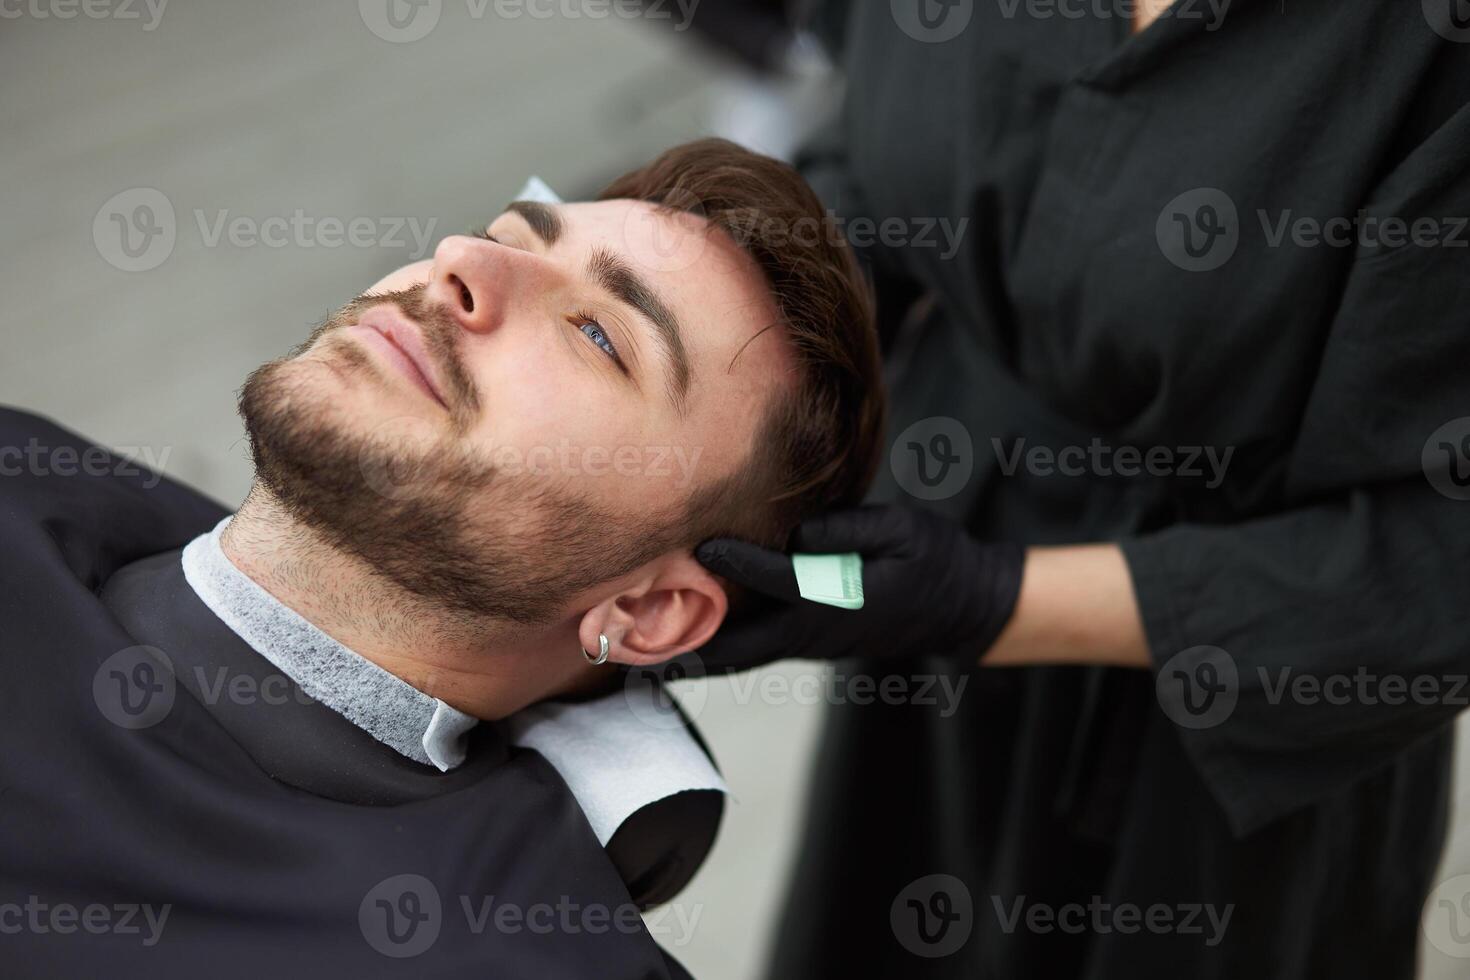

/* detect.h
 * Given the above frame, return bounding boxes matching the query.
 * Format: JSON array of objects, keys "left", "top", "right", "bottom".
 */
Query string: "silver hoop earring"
[{"left": 582, "top": 633, "right": 609, "bottom": 666}]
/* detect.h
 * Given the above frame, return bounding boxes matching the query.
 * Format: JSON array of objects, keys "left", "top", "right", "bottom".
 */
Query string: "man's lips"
[{"left": 347, "top": 306, "right": 448, "bottom": 409}]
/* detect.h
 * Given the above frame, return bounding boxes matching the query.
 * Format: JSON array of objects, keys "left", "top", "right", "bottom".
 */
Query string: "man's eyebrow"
[
  {"left": 505, "top": 200, "right": 562, "bottom": 246},
  {"left": 589, "top": 246, "right": 691, "bottom": 413},
  {"left": 502, "top": 200, "right": 691, "bottom": 411}
]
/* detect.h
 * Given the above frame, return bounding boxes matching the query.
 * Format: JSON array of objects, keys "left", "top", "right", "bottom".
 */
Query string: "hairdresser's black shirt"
[
  {"left": 775, "top": 2, "right": 1470, "bottom": 978},
  {"left": 0, "top": 408, "right": 698, "bottom": 979}
]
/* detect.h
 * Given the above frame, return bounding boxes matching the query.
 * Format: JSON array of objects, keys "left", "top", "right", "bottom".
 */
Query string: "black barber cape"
[
  {"left": 0, "top": 407, "right": 712, "bottom": 979},
  {"left": 774, "top": 2, "right": 1470, "bottom": 978}
]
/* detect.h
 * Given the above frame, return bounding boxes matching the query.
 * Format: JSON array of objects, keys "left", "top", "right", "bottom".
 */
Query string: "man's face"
[{"left": 239, "top": 198, "right": 789, "bottom": 625}]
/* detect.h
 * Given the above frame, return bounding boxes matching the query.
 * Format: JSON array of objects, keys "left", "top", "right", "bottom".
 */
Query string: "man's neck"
[{"left": 218, "top": 486, "right": 604, "bottom": 719}]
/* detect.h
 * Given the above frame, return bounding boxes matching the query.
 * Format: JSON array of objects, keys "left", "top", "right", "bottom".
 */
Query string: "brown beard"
[{"left": 237, "top": 286, "right": 677, "bottom": 626}]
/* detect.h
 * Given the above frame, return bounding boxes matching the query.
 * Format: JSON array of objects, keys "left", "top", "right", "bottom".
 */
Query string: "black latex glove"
[{"left": 688, "top": 504, "right": 1025, "bottom": 673}]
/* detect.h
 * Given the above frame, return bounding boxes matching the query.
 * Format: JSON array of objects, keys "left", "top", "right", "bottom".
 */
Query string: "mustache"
[{"left": 310, "top": 284, "right": 481, "bottom": 419}]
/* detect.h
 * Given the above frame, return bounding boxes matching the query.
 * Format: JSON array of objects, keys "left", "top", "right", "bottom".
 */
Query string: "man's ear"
[{"left": 577, "top": 552, "right": 728, "bottom": 667}]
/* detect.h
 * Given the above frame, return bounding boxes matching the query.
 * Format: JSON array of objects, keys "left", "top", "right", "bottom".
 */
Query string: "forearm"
[{"left": 982, "top": 544, "right": 1151, "bottom": 669}]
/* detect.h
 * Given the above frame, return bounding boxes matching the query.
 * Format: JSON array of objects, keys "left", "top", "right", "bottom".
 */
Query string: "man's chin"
[{"left": 244, "top": 358, "right": 434, "bottom": 499}]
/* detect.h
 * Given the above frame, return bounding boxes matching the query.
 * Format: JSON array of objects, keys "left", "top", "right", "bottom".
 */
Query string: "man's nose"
[{"left": 425, "top": 235, "right": 544, "bottom": 335}]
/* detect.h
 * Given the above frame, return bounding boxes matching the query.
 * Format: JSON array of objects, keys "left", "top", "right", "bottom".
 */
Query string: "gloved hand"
[{"left": 687, "top": 504, "right": 1026, "bottom": 673}]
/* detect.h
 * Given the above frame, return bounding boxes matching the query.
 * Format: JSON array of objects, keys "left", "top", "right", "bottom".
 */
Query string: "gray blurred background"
[{"left": 1, "top": 3, "right": 1466, "bottom": 977}]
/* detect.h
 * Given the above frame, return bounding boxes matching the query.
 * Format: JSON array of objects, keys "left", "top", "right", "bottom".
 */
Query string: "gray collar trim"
[{"left": 180, "top": 517, "right": 477, "bottom": 771}]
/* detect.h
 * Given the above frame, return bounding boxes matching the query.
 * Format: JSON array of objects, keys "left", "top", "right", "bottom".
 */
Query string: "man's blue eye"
[{"left": 579, "top": 319, "right": 618, "bottom": 360}]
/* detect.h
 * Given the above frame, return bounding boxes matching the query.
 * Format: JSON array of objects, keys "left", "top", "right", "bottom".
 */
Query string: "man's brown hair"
[{"left": 599, "top": 138, "right": 885, "bottom": 549}]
